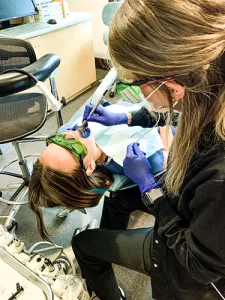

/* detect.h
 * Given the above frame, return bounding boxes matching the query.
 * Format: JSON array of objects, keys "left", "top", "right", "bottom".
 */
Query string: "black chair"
[{"left": 0, "top": 37, "right": 62, "bottom": 229}]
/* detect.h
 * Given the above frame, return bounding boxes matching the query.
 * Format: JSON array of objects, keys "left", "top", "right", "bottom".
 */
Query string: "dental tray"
[{"left": 0, "top": 247, "right": 54, "bottom": 300}]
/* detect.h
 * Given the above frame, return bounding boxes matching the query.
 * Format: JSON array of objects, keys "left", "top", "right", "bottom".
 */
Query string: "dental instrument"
[{"left": 68, "top": 89, "right": 108, "bottom": 138}]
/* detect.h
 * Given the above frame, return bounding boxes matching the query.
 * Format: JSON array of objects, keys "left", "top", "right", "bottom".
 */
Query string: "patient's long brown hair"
[
  {"left": 28, "top": 159, "right": 113, "bottom": 240},
  {"left": 109, "top": 0, "right": 225, "bottom": 196}
]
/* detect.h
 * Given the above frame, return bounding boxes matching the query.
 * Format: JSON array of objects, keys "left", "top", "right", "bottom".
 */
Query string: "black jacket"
[
  {"left": 131, "top": 108, "right": 225, "bottom": 300},
  {"left": 130, "top": 107, "right": 179, "bottom": 128}
]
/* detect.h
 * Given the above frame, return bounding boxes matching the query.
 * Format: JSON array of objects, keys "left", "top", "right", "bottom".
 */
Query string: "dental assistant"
[{"left": 72, "top": 1, "right": 225, "bottom": 299}]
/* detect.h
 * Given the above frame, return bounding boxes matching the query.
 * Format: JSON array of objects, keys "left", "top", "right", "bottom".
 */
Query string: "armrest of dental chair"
[
  {"left": 108, "top": 169, "right": 167, "bottom": 193},
  {"left": 0, "top": 54, "right": 60, "bottom": 97}
]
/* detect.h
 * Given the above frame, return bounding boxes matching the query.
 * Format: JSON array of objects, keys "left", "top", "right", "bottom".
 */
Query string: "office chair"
[{"left": 0, "top": 37, "right": 62, "bottom": 230}]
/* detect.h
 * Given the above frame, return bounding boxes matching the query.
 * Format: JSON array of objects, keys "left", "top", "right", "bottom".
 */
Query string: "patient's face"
[
  {"left": 65, "top": 130, "right": 98, "bottom": 166},
  {"left": 40, "top": 130, "right": 99, "bottom": 173}
]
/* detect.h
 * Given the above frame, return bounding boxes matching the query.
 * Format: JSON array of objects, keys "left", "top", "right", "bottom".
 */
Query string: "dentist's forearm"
[{"left": 129, "top": 107, "right": 179, "bottom": 128}]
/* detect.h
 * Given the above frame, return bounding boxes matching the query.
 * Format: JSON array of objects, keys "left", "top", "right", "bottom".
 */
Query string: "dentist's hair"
[
  {"left": 28, "top": 159, "right": 113, "bottom": 240},
  {"left": 109, "top": 0, "right": 225, "bottom": 196}
]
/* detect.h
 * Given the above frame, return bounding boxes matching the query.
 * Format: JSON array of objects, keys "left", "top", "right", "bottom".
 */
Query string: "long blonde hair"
[{"left": 108, "top": 0, "right": 225, "bottom": 196}]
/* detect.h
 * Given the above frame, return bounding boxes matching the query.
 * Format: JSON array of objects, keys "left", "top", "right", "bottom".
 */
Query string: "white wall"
[{"left": 67, "top": 0, "right": 110, "bottom": 59}]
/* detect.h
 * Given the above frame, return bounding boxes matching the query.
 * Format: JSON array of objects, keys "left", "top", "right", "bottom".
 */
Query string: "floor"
[{"left": 0, "top": 69, "right": 155, "bottom": 300}]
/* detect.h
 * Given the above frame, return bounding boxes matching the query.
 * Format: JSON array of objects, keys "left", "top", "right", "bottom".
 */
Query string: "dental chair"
[
  {"left": 0, "top": 37, "right": 62, "bottom": 230},
  {"left": 102, "top": 1, "right": 124, "bottom": 98},
  {"left": 102, "top": 1, "right": 123, "bottom": 46},
  {"left": 60, "top": 69, "right": 166, "bottom": 236}
]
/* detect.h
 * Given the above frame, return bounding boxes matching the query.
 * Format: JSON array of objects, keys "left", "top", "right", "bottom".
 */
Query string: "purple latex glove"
[
  {"left": 83, "top": 104, "right": 128, "bottom": 126},
  {"left": 123, "top": 143, "right": 158, "bottom": 194}
]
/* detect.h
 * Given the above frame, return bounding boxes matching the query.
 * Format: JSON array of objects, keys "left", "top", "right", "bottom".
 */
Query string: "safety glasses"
[
  {"left": 118, "top": 77, "right": 175, "bottom": 88},
  {"left": 46, "top": 133, "right": 88, "bottom": 169}
]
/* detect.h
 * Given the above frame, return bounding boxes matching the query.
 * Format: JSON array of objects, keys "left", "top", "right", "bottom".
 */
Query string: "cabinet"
[
  {"left": 67, "top": 0, "right": 109, "bottom": 59},
  {"left": 27, "top": 20, "right": 96, "bottom": 102}
]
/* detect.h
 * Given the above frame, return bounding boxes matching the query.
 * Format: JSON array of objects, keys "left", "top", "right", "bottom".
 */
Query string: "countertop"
[{"left": 0, "top": 12, "right": 94, "bottom": 39}]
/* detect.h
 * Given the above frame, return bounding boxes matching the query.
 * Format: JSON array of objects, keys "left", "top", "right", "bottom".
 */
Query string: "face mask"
[
  {"left": 139, "top": 81, "right": 176, "bottom": 113},
  {"left": 46, "top": 133, "right": 88, "bottom": 166}
]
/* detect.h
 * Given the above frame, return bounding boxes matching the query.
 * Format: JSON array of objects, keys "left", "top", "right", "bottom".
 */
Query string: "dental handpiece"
[
  {"left": 81, "top": 89, "right": 108, "bottom": 128},
  {"left": 74, "top": 90, "right": 108, "bottom": 137}
]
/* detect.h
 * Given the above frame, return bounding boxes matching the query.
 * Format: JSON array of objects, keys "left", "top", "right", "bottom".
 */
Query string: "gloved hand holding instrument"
[
  {"left": 68, "top": 90, "right": 111, "bottom": 137},
  {"left": 123, "top": 142, "right": 158, "bottom": 194},
  {"left": 82, "top": 103, "right": 128, "bottom": 126},
  {"left": 123, "top": 142, "right": 176, "bottom": 226}
]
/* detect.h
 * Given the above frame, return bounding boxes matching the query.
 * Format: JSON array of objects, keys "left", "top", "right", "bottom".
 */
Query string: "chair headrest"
[{"left": 102, "top": 2, "right": 123, "bottom": 26}]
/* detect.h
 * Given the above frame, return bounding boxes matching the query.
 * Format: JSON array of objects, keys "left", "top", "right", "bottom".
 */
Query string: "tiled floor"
[{"left": 0, "top": 70, "right": 154, "bottom": 300}]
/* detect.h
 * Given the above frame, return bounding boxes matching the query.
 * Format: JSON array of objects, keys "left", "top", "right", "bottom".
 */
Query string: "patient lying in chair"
[{"left": 28, "top": 103, "right": 173, "bottom": 239}]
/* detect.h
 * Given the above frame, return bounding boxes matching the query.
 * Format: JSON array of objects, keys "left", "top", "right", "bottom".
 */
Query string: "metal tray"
[{"left": 0, "top": 247, "right": 54, "bottom": 300}]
